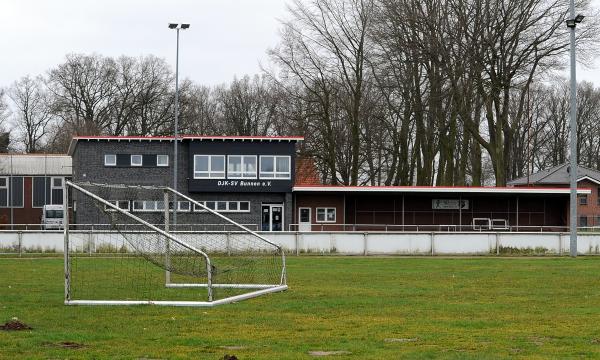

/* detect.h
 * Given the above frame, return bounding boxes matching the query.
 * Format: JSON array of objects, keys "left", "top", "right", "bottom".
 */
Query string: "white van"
[{"left": 42, "top": 205, "right": 64, "bottom": 230}]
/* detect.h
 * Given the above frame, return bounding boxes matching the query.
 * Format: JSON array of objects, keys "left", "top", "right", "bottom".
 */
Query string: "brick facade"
[
  {"left": 71, "top": 139, "right": 295, "bottom": 230},
  {"left": 575, "top": 179, "right": 600, "bottom": 227}
]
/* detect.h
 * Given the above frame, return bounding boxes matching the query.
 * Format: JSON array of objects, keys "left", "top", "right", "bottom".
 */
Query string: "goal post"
[{"left": 64, "top": 181, "right": 287, "bottom": 307}]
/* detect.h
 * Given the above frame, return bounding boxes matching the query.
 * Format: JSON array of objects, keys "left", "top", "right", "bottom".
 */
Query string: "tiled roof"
[
  {"left": 508, "top": 163, "right": 600, "bottom": 185},
  {"left": 295, "top": 157, "right": 321, "bottom": 186}
]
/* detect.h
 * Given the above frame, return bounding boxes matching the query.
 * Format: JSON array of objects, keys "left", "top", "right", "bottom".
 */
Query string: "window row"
[
  {"left": 0, "top": 176, "right": 65, "bottom": 208},
  {"left": 578, "top": 194, "right": 600, "bottom": 206},
  {"left": 193, "top": 155, "right": 290, "bottom": 180},
  {"left": 104, "top": 154, "right": 169, "bottom": 167},
  {"left": 105, "top": 200, "right": 250, "bottom": 213},
  {"left": 579, "top": 216, "right": 600, "bottom": 227}
]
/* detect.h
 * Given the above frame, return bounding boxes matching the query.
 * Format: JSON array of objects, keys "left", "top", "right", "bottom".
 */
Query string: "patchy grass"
[{"left": 1, "top": 256, "right": 600, "bottom": 359}]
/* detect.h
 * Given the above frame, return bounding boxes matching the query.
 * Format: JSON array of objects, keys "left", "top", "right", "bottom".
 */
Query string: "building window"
[
  {"left": 193, "top": 200, "right": 250, "bottom": 213},
  {"left": 132, "top": 200, "right": 179, "bottom": 212},
  {"left": 239, "top": 201, "right": 250, "bottom": 211},
  {"left": 50, "top": 177, "right": 64, "bottom": 205},
  {"left": 596, "top": 216, "right": 600, "bottom": 227},
  {"left": 205, "top": 201, "right": 216, "bottom": 210},
  {"left": 316, "top": 207, "right": 336, "bottom": 223},
  {"left": 52, "top": 177, "right": 63, "bottom": 188},
  {"left": 194, "top": 155, "right": 225, "bottom": 179},
  {"left": 178, "top": 201, "right": 190, "bottom": 212},
  {"left": 580, "top": 216, "right": 588, "bottom": 227},
  {"left": 260, "top": 156, "right": 291, "bottom": 179},
  {"left": 157, "top": 155, "right": 169, "bottom": 167},
  {"left": 227, "top": 155, "right": 257, "bottom": 179},
  {"left": 104, "top": 154, "right": 116, "bottom": 166},
  {"left": 130, "top": 155, "right": 143, "bottom": 167},
  {"left": 579, "top": 195, "right": 588, "bottom": 205},
  {"left": 0, "top": 177, "right": 24, "bottom": 208},
  {"left": 133, "top": 200, "right": 157, "bottom": 212},
  {"left": 105, "top": 200, "right": 130, "bottom": 212},
  {"left": 0, "top": 177, "right": 7, "bottom": 207},
  {"left": 33, "top": 177, "right": 66, "bottom": 207}
]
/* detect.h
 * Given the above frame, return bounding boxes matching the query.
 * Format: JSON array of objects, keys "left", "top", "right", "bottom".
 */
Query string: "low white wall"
[{"left": 3, "top": 230, "right": 600, "bottom": 255}]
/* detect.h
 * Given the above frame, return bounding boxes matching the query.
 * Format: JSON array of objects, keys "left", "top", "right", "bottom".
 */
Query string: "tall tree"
[{"left": 8, "top": 76, "right": 54, "bottom": 152}]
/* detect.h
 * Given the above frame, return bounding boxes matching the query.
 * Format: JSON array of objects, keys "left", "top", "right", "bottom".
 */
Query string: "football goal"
[{"left": 63, "top": 181, "right": 287, "bottom": 306}]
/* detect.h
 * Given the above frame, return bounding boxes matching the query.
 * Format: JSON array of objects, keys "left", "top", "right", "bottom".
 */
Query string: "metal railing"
[
  {"left": 0, "top": 223, "right": 260, "bottom": 232},
  {"left": 0, "top": 222, "right": 598, "bottom": 233},
  {"left": 287, "top": 223, "right": 575, "bottom": 233}
]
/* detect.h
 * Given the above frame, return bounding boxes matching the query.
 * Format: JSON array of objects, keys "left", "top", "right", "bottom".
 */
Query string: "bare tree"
[
  {"left": 8, "top": 75, "right": 54, "bottom": 152},
  {"left": 47, "top": 53, "right": 116, "bottom": 136}
]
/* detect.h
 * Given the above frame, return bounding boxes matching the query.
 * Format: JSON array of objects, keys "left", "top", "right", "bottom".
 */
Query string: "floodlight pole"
[
  {"left": 567, "top": 5, "right": 583, "bottom": 257},
  {"left": 169, "top": 23, "right": 190, "bottom": 231},
  {"left": 174, "top": 27, "right": 179, "bottom": 230}
]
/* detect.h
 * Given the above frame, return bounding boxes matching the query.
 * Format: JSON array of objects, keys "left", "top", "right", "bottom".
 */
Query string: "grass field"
[{"left": 2, "top": 256, "right": 600, "bottom": 359}]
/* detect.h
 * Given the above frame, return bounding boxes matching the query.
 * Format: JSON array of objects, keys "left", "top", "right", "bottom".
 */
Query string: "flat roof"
[
  {"left": 68, "top": 135, "right": 304, "bottom": 155},
  {"left": 293, "top": 185, "right": 591, "bottom": 195},
  {"left": 0, "top": 154, "right": 72, "bottom": 176}
]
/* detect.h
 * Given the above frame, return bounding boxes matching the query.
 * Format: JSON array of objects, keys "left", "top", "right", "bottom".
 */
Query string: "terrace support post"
[
  {"left": 330, "top": 232, "right": 336, "bottom": 253},
  {"left": 88, "top": 230, "right": 93, "bottom": 256},
  {"left": 496, "top": 232, "right": 500, "bottom": 255},
  {"left": 226, "top": 232, "right": 231, "bottom": 256},
  {"left": 295, "top": 232, "right": 300, "bottom": 256},
  {"left": 558, "top": 234, "right": 562, "bottom": 255},
  {"left": 18, "top": 231, "right": 22, "bottom": 257},
  {"left": 516, "top": 197, "right": 519, "bottom": 231},
  {"left": 363, "top": 232, "right": 368, "bottom": 256},
  {"left": 431, "top": 232, "right": 435, "bottom": 256}
]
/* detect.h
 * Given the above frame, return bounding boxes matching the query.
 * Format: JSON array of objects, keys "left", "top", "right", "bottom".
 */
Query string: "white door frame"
[
  {"left": 262, "top": 203, "right": 284, "bottom": 231},
  {"left": 298, "top": 207, "right": 311, "bottom": 231}
]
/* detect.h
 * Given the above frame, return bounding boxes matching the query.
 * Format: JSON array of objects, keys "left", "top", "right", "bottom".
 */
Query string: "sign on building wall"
[
  {"left": 187, "top": 140, "right": 296, "bottom": 193},
  {"left": 432, "top": 199, "right": 469, "bottom": 210}
]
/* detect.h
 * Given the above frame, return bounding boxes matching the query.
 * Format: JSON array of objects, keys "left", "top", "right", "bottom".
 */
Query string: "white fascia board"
[
  {"left": 292, "top": 186, "right": 592, "bottom": 195},
  {"left": 577, "top": 176, "right": 600, "bottom": 185}
]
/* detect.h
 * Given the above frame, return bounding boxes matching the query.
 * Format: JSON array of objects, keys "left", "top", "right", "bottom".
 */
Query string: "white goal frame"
[{"left": 63, "top": 181, "right": 288, "bottom": 307}]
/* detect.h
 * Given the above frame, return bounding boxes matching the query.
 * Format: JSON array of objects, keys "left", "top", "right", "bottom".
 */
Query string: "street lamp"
[
  {"left": 168, "top": 22, "right": 190, "bottom": 231},
  {"left": 566, "top": 8, "right": 583, "bottom": 257}
]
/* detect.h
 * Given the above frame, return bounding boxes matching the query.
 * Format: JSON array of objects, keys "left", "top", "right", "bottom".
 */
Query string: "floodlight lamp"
[
  {"left": 566, "top": 19, "right": 576, "bottom": 28},
  {"left": 168, "top": 23, "right": 178, "bottom": 29},
  {"left": 575, "top": 14, "right": 585, "bottom": 23},
  {"left": 181, "top": 24, "right": 190, "bottom": 29}
]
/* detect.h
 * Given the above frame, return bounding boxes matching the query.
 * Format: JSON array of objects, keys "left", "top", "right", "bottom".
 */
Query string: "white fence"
[{"left": 4, "top": 231, "right": 600, "bottom": 256}]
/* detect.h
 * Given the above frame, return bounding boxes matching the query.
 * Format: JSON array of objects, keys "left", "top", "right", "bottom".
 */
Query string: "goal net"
[{"left": 64, "top": 181, "right": 287, "bottom": 306}]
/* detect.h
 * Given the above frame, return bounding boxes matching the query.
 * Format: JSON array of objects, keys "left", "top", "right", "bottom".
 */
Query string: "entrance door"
[
  {"left": 298, "top": 207, "right": 311, "bottom": 231},
  {"left": 262, "top": 204, "right": 284, "bottom": 231}
]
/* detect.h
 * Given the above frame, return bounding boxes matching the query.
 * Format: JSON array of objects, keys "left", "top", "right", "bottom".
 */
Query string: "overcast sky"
[{"left": 0, "top": 0, "right": 598, "bottom": 89}]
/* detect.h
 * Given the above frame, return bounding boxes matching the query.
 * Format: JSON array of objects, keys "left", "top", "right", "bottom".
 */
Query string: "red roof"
[
  {"left": 71, "top": 135, "right": 304, "bottom": 141},
  {"left": 295, "top": 157, "right": 322, "bottom": 186}
]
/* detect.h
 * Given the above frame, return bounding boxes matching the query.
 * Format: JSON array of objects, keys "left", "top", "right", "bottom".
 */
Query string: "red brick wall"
[
  {"left": 294, "top": 193, "right": 345, "bottom": 231},
  {"left": 576, "top": 179, "right": 600, "bottom": 226},
  {"left": 0, "top": 177, "right": 43, "bottom": 229}
]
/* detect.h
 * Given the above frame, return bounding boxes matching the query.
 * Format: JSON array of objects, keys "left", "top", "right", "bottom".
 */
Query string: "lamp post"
[
  {"left": 168, "top": 23, "right": 190, "bottom": 230},
  {"left": 566, "top": 9, "right": 584, "bottom": 257}
]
